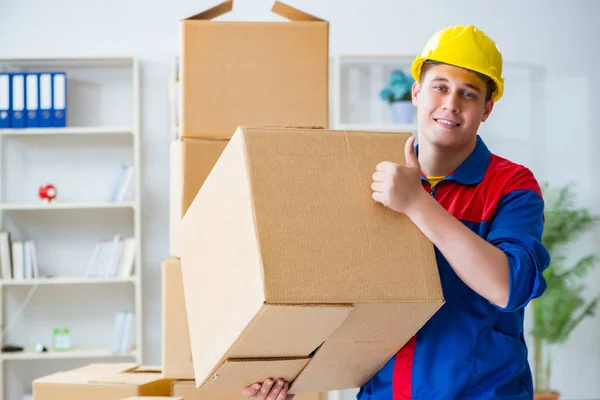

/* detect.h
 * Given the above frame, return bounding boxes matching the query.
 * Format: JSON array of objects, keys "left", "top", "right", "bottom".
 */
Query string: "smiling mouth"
[{"left": 434, "top": 118, "right": 460, "bottom": 127}]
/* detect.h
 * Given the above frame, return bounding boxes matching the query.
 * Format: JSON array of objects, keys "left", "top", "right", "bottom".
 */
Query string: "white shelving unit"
[
  {"left": 0, "top": 57, "right": 142, "bottom": 400},
  {"left": 331, "top": 53, "right": 418, "bottom": 134}
]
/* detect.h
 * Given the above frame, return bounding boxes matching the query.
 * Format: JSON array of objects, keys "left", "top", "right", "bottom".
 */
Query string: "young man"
[{"left": 244, "top": 25, "right": 550, "bottom": 400}]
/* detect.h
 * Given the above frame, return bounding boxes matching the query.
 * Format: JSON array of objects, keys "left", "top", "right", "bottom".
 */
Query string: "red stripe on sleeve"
[{"left": 393, "top": 335, "right": 416, "bottom": 400}]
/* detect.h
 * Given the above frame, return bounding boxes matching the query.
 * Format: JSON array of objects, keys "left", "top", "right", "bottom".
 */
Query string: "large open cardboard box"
[
  {"left": 179, "top": 126, "right": 445, "bottom": 394},
  {"left": 179, "top": 1, "right": 329, "bottom": 139},
  {"left": 32, "top": 363, "right": 172, "bottom": 400}
]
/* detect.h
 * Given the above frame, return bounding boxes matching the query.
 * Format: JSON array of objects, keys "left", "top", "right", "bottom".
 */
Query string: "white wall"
[{"left": 1, "top": 0, "right": 599, "bottom": 399}]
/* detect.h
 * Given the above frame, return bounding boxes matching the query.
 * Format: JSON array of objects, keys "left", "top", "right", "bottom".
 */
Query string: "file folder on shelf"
[
  {"left": 39, "top": 73, "right": 52, "bottom": 128},
  {"left": 51, "top": 72, "right": 66, "bottom": 127},
  {"left": 0, "top": 73, "right": 9, "bottom": 128},
  {"left": 10, "top": 73, "right": 25, "bottom": 128},
  {"left": 26, "top": 73, "right": 40, "bottom": 128}
]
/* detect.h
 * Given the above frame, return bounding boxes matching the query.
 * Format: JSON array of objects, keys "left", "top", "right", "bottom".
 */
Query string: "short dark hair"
[{"left": 419, "top": 60, "right": 496, "bottom": 103}]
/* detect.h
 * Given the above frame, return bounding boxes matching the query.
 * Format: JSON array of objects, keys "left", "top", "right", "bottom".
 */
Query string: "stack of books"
[
  {"left": 0, "top": 231, "right": 40, "bottom": 281},
  {"left": 85, "top": 235, "right": 136, "bottom": 278}
]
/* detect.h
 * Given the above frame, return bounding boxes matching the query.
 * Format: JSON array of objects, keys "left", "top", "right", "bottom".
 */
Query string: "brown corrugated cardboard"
[
  {"left": 122, "top": 398, "right": 182, "bottom": 400},
  {"left": 201, "top": 358, "right": 310, "bottom": 390},
  {"left": 171, "top": 380, "right": 325, "bottom": 400},
  {"left": 291, "top": 303, "right": 445, "bottom": 392},
  {"left": 179, "top": 1, "right": 329, "bottom": 139},
  {"left": 220, "top": 304, "right": 352, "bottom": 358},
  {"left": 179, "top": 126, "right": 444, "bottom": 393},
  {"left": 170, "top": 139, "right": 228, "bottom": 257},
  {"left": 162, "top": 258, "right": 194, "bottom": 379},
  {"left": 33, "top": 363, "right": 173, "bottom": 400}
]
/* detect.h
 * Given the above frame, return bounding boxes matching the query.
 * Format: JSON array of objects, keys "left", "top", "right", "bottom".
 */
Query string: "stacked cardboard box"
[
  {"left": 164, "top": 1, "right": 331, "bottom": 399},
  {"left": 169, "top": 0, "right": 328, "bottom": 258}
]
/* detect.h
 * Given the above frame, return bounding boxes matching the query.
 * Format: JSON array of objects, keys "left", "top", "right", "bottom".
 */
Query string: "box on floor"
[
  {"left": 179, "top": 126, "right": 445, "bottom": 394},
  {"left": 33, "top": 363, "right": 172, "bottom": 400},
  {"left": 171, "top": 380, "right": 325, "bottom": 400},
  {"left": 179, "top": 0, "right": 329, "bottom": 139},
  {"left": 170, "top": 138, "right": 227, "bottom": 257}
]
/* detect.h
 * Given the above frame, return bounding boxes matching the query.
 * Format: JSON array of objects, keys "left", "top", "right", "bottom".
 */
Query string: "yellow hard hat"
[{"left": 411, "top": 25, "right": 504, "bottom": 102}]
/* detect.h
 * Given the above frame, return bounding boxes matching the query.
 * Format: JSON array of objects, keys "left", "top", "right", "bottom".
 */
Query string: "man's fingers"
[
  {"left": 275, "top": 382, "right": 290, "bottom": 400},
  {"left": 266, "top": 379, "right": 284, "bottom": 400},
  {"left": 376, "top": 161, "right": 392, "bottom": 172},
  {"left": 372, "top": 191, "right": 387, "bottom": 206},
  {"left": 404, "top": 135, "right": 420, "bottom": 169},
  {"left": 372, "top": 171, "right": 386, "bottom": 182},
  {"left": 243, "top": 383, "right": 261, "bottom": 397},
  {"left": 260, "top": 379, "right": 274, "bottom": 398},
  {"left": 371, "top": 181, "right": 385, "bottom": 192}
]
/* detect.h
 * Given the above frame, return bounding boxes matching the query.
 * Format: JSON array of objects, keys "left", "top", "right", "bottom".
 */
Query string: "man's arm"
[
  {"left": 405, "top": 192, "right": 510, "bottom": 307},
  {"left": 372, "top": 137, "right": 549, "bottom": 310}
]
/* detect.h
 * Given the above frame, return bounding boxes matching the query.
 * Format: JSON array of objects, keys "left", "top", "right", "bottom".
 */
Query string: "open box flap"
[
  {"left": 185, "top": 0, "right": 324, "bottom": 22},
  {"left": 200, "top": 357, "right": 310, "bottom": 390},
  {"left": 271, "top": 1, "right": 324, "bottom": 21},
  {"left": 187, "top": 0, "right": 233, "bottom": 20}
]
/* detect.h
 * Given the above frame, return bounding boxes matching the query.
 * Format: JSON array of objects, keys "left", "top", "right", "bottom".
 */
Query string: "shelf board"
[
  {"left": 0, "top": 57, "right": 135, "bottom": 69},
  {"left": 0, "top": 201, "right": 136, "bottom": 211},
  {"left": 336, "top": 123, "right": 418, "bottom": 132},
  {"left": 0, "top": 348, "right": 136, "bottom": 361},
  {"left": 0, "top": 127, "right": 133, "bottom": 136},
  {"left": 1, "top": 276, "right": 136, "bottom": 286}
]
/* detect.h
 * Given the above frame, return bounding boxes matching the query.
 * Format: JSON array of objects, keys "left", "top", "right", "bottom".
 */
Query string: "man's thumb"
[{"left": 404, "top": 135, "right": 419, "bottom": 169}]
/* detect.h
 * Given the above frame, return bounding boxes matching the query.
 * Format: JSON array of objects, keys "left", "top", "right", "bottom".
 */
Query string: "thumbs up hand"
[{"left": 371, "top": 135, "right": 424, "bottom": 214}]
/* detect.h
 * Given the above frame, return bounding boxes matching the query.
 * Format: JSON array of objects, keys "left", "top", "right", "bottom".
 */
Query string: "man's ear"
[
  {"left": 481, "top": 99, "right": 494, "bottom": 122},
  {"left": 411, "top": 81, "right": 421, "bottom": 106}
]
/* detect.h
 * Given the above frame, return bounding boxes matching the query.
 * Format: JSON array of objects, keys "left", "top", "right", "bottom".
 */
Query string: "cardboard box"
[
  {"left": 171, "top": 380, "right": 326, "bottom": 400},
  {"left": 33, "top": 363, "right": 173, "bottom": 400},
  {"left": 162, "top": 258, "right": 194, "bottom": 379},
  {"left": 179, "top": 126, "right": 445, "bottom": 393},
  {"left": 179, "top": 1, "right": 329, "bottom": 139},
  {"left": 170, "top": 139, "right": 228, "bottom": 257}
]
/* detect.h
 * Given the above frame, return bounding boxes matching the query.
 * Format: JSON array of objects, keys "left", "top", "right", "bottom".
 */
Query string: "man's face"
[{"left": 412, "top": 63, "right": 494, "bottom": 150}]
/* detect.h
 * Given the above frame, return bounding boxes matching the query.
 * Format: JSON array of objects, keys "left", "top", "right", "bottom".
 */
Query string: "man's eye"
[
  {"left": 433, "top": 86, "right": 446, "bottom": 92},
  {"left": 462, "top": 92, "right": 477, "bottom": 99}
]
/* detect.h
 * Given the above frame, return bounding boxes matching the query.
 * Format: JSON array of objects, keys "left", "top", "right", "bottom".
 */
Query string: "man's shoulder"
[{"left": 483, "top": 153, "right": 542, "bottom": 198}]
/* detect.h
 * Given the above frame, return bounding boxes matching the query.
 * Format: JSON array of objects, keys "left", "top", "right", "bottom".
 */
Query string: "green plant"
[
  {"left": 532, "top": 184, "right": 600, "bottom": 393},
  {"left": 380, "top": 69, "right": 414, "bottom": 103}
]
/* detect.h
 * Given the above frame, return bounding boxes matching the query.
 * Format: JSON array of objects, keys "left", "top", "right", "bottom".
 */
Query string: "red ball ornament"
[{"left": 39, "top": 184, "right": 57, "bottom": 203}]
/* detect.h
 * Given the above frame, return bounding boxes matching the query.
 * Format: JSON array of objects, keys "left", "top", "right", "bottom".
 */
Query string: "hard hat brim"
[{"left": 411, "top": 56, "right": 504, "bottom": 102}]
